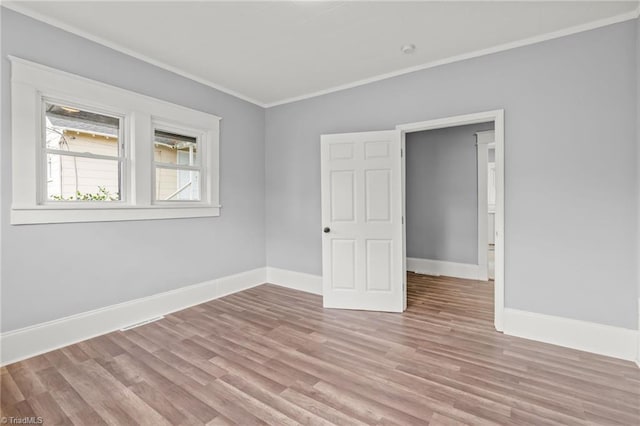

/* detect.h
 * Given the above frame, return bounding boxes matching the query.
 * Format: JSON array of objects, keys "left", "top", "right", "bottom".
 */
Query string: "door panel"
[
  {"left": 365, "top": 169, "right": 391, "bottom": 222},
  {"left": 366, "top": 239, "right": 392, "bottom": 291},
  {"left": 330, "top": 171, "right": 355, "bottom": 222},
  {"left": 329, "top": 143, "right": 355, "bottom": 160},
  {"left": 321, "top": 130, "right": 403, "bottom": 312},
  {"left": 331, "top": 239, "right": 356, "bottom": 289},
  {"left": 364, "top": 140, "right": 390, "bottom": 158}
]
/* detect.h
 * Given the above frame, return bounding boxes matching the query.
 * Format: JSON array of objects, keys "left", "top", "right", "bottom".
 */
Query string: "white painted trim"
[
  {"left": 264, "top": 7, "right": 640, "bottom": 107},
  {"left": 637, "top": 297, "right": 640, "bottom": 367},
  {"left": 8, "top": 56, "right": 223, "bottom": 122},
  {"left": 401, "top": 134, "right": 408, "bottom": 311},
  {"left": 1, "top": 2, "right": 265, "bottom": 107},
  {"left": 11, "top": 206, "right": 222, "bottom": 225},
  {"left": 0, "top": 7, "right": 4, "bottom": 324},
  {"left": 398, "top": 110, "right": 500, "bottom": 133},
  {"left": 0, "top": 268, "right": 266, "bottom": 366},
  {"left": 397, "top": 109, "right": 505, "bottom": 331},
  {"left": 493, "top": 111, "right": 505, "bottom": 332},
  {"left": 475, "top": 131, "right": 495, "bottom": 143},
  {"left": 119, "top": 316, "right": 164, "bottom": 332},
  {"left": 476, "top": 130, "right": 494, "bottom": 282},
  {"left": 10, "top": 56, "right": 221, "bottom": 224},
  {"left": 266, "top": 267, "right": 323, "bottom": 296},
  {"left": 4, "top": 265, "right": 636, "bottom": 366},
  {"left": 4, "top": 2, "right": 638, "bottom": 108},
  {"left": 407, "top": 258, "right": 484, "bottom": 281},
  {"left": 503, "top": 308, "right": 639, "bottom": 362}
]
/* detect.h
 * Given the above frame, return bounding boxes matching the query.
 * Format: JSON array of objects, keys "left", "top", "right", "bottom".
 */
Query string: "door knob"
[{"left": 323, "top": 227, "right": 330, "bottom": 233}]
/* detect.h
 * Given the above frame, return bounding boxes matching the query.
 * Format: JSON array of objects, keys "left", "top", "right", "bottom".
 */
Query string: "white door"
[{"left": 321, "top": 130, "right": 404, "bottom": 312}]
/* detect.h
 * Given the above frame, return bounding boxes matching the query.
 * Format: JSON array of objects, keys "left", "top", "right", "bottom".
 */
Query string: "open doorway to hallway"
[
  {"left": 405, "top": 121, "right": 494, "bottom": 282},
  {"left": 398, "top": 110, "right": 504, "bottom": 330}
]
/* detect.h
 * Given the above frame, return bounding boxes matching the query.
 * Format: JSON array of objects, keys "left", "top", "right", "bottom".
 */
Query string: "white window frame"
[{"left": 10, "top": 56, "right": 221, "bottom": 225}]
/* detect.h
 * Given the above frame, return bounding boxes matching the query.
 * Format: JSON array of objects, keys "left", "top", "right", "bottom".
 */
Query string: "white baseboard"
[
  {"left": 4, "top": 266, "right": 636, "bottom": 366},
  {"left": 637, "top": 297, "right": 640, "bottom": 367},
  {"left": 0, "top": 268, "right": 267, "bottom": 366},
  {"left": 266, "top": 267, "right": 323, "bottom": 295},
  {"left": 503, "top": 308, "right": 639, "bottom": 362},
  {"left": 407, "top": 257, "right": 486, "bottom": 281}
]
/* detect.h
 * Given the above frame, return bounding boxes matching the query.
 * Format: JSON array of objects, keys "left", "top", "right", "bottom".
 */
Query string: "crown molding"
[
  {"left": 3, "top": 2, "right": 638, "bottom": 109},
  {"left": 263, "top": 4, "right": 640, "bottom": 108},
  {"left": 1, "top": 1, "right": 267, "bottom": 107}
]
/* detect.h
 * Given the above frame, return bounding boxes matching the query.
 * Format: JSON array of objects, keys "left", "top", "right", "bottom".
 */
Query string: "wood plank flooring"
[{"left": 1, "top": 273, "right": 639, "bottom": 425}]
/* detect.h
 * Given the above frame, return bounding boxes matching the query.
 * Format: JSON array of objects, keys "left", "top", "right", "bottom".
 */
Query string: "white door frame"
[
  {"left": 476, "top": 130, "right": 495, "bottom": 282},
  {"left": 397, "top": 109, "right": 505, "bottom": 331}
]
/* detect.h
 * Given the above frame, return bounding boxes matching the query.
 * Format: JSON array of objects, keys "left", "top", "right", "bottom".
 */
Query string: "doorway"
[
  {"left": 398, "top": 110, "right": 505, "bottom": 331},
  {"left": 319, "top": 109, "right": 504, "bottom": 331}
]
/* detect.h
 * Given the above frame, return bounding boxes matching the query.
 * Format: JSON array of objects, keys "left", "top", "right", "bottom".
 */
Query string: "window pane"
[
  {"left": 45, "top": 102, "right": 120, "bottom": 157},
  {"left": 155, "top": 167, "right": 200, "bottom": 201},
  {"left": 154, "top": 130, "right": 198, "bottom": 165},
  {"left": 47, "top": 154, "right": 121, "bottom": 201}
]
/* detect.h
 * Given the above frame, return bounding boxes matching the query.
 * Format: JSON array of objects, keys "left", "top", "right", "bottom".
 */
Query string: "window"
[
  {"left": 10, "top": 56, "right": 220, "bottom": 224},
  {"left": 44, "top": 101, "right": 124, "bottom": 202},
  {"left": 153, "top": 128, "right": 200, "bottom": 202}
]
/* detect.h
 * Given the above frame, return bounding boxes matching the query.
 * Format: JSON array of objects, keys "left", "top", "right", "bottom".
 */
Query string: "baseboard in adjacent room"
[
  {"left": 503, "top": 308, "right": 639, "bottom": 362},
  {"left": 407, "top": 257, "right": 486, "bottom": 281},
  {"left": 266, "top": 267, "right": 323, "bottom": 295},
  {"left": 637, "top": 297, "right": 640, "bottom": 367},
  {"left": 0, "top": 267, "right": 267, "bottom": 366}
]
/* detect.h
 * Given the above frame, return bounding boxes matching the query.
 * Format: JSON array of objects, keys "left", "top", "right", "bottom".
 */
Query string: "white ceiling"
[{"left": 6, "top": 1, "right": 640, "bottom": 106}]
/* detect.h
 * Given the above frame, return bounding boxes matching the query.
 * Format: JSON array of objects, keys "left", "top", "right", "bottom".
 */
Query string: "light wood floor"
[{"left": 1, "top": 273, "right": 639, "bottom": 425}]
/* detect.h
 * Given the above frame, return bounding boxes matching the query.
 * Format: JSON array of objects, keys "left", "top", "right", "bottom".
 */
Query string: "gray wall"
[
  {"left": 265, "top": 20, "right": 638, "bottom": 329},
  {"left": 0, "top": 9, "right": 266, "bottom": 332},
  {"left": 406, "top": 122, "right": 494, "bottom": 264},
  {"left": 1, "top": 9, "right": 638, "bottom": 333}
]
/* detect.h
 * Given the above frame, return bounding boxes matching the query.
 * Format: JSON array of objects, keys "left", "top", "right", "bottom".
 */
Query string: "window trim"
[{"left": 10, "top": 56, "right": 221, "bottom": 225}]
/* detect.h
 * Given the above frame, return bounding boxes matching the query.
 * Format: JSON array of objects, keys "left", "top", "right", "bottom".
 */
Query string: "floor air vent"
[{"left": 119, "top": 316, "right": 164, "bottom": 331}]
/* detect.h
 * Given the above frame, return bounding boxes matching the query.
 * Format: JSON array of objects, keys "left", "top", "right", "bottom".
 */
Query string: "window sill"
[{"left": 11, "top": 205, "right": 221, "bottom": 225}]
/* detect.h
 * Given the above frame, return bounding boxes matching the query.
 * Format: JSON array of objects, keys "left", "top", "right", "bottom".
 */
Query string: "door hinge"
[
  {"left": 402, "top": 216, "right": 404, "bottom": 224},
  {"left": 401, "top": 148, "right": 403, "bottom": 157}
]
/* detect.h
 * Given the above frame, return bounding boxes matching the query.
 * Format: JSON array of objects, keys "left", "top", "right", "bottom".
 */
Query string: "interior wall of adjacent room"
[
  {"left": 265, "top": 19, "right": 638, "bottom": 329},
  {"left": 0, "top": 8, "right": 266, "bottom": 332},
  {"left": 405, "top": 122, "right": 494, "bottom": 264}
]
